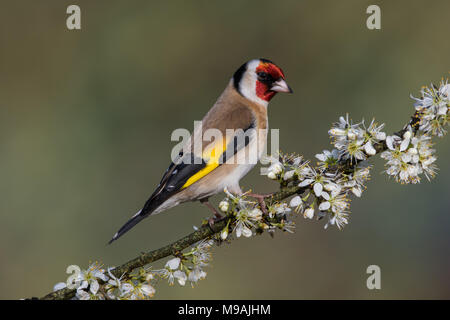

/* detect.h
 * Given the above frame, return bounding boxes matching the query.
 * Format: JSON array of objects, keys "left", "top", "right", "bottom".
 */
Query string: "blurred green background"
[{"left": 1, "top": 0, "right": 449, "bottom": 299}]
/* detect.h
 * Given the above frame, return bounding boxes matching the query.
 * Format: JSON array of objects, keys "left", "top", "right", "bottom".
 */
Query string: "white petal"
[
  {"left": 242, "top": 226, "right": 253, "bottom": 238},
  {"left": 386, "top": 166, "right": 399, "bottom": 176},
  {"left": 141, "top": 284, "right": 156, "bottom": 296},
  {"left": 400, "top": 137, "right": 410, "bottom": 152},
  {"left": 319, "top": 201, "right": 331, "bottom": 211},
  {"left": 166, "top": 257, "right": 181, "bottom": 270},
  {"left": 324, "top": 183, "right": 340, "bottom": 193},
  {"left": 330, "top": 189, "right": 341, "bottom": 198},
  {"left": 292, "top": 157, "right": 302, "bottom": 166},
  {"left": 313, "top": 183, "right": 323, "bottom": 197},
  {"left": 315, "top": 153, "right": 327, "bottom": 161},
  {"left": 352, "top": 186, "right": 362, "bottom": 197},
  {"left": 399, "top": 170, "right": 409, "bottom": 181},
  {"left": 364, "top": 142, "right": 376, "bottom": 155},
  {"left": 386, "top": 136, "right": 395, "bottom": 150},
  {"left": 329, "top": 128, "right": 346, "bottom": 136},
  {"left": 437, "top": 105, "right": 447, "bottom": 115},
  {"left": 408, "top": 147, "right": 418, "bottom": 155},
  {"left": 402, "top": 153, "right": 412, "bottom": 163},
  {"left": 89, "top": 280, "right": 99, "bottom": 295},
  {"left": 76, "top": 289, "right": 91, "bottom": 300},
  {"left": 174, "top": 271, "right": 187, "bottom": 286},
  {"left": 235, "top": 224, "right": 242, "bottom": 238},
  {"left": 283, "top": 170, "right": 295, "bottom": 180},
  {"left": 93, "top": 270, "right": 108, "bottom": 282},
  {"left": 78, "top": 280, "right": 89, "bottom": 290},
  {"left": 289, "top": 196, "right": 302, "bottom": 208},
  {"left": 376, "top": 132, "right": 386, "bottom": 140},
  {"left": 298, "top": 179, "right": 314, "bottom": 187},
  {"left": 321, "top": 191, "right": 330, "bottom": 200},
  {"left": 53, "top": 282, "right": 67, "bottom": 291},
  {"left": 249, "top": 208, "right": 263, "bottom": 220},
  {"left": 269, "top": 163, "right": 283, "bottom": 174},
  {"left": 267, "top": 171, "right": 277, "bottom": 180},
  {"left": 443, "top": 84, "right": 450, "bottom": 97}
]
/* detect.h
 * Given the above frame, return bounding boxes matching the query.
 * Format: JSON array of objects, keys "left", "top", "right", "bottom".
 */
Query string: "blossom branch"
[
  {"left": 40, "top": 218, "right": 227, "bottom": 300},
  {"left": 38, "top": 79, "right": 449, "bottom": 300}
]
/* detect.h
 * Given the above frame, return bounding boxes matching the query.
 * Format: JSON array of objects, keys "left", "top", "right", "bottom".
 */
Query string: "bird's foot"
[
  {"left": 207, "top": 216, "right": 223, "bottom": 229},
  {"left": 200, "top": 198, "right": 224, "bottom": 229},
  {"left": 246, "top": 192, "right": 274, "bottom": 215}
]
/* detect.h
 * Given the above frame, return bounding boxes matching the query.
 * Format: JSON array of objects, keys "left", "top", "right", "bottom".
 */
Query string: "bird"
[{"left": 108, "top": 58, "right": 293, "bottom": 244}]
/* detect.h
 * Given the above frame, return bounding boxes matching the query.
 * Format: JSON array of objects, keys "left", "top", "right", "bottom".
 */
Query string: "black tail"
[
  {"left": 108, "top": 210, "right": 148, "bottom": 244},
  {"left": 108, "top": 162, "right": 184, "bottom": 244}
]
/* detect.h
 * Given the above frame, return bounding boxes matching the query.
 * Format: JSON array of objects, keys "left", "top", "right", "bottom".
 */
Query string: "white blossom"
[
  {"left": 69, "top": 263, "right": 108, "bottom": 299},
  {"left": 412, "top": 80, "right": 449, "bottom": 137},
  {"left": 382, "top": 130, "right": 437, "bottom": 184},
  {"left": 319, "top": 189, "right": 349, "bottom": 216},
  {"left": 52, "top": 80, "right": 449, "bottom": 300},
  {"left": 234, "top": 206, "right": 263, "bottom": 238},
  {"left": 188, "top": 267, "right": 207, "bottom": 286},
  {"left": 298, "top": 168, "right": 332, "bottom": 197},
  {"left": 155, "top": 258, "right": 187, "bottom": 286},
  {"left": 329, "top": 115, "right": 367, "bottom": 162},
  {"left": 120, "top": 281, "right": 155, "bottom": 299},
  {"left": 315, "top": 149, "right": 339, "bottom": 170}
]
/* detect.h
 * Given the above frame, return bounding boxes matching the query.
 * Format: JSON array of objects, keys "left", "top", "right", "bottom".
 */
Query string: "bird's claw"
[
  {"left": 246, "top": 192, "right": 274, "bottom": 215},
  {"left": 208, "top": 215, "right": 223, "bottom": 230}
]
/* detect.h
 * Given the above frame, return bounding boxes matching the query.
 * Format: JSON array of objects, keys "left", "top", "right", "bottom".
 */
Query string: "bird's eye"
[{"left": 257, "top": 72, "right": 272, "bottom": 82}]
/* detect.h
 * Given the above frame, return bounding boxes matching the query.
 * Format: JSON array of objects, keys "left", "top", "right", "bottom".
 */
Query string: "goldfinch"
[{"left": 109, "top": 58, "right": 292, "bottom": 244}]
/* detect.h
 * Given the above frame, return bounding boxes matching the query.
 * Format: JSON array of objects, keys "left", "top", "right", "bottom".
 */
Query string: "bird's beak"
[{"left": 270, "top": 79, "right": 293, "bottom": 93}]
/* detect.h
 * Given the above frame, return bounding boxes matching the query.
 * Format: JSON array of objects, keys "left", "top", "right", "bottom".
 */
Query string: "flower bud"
[
  {"left": 270, "top": 163, "right": 283, "bottom": 175},
  {"left": 267, "top": 171, "right": 277, "bottom": 180},
  {"left": 218, "top": 201, "right": 229, "bottom": 212},
  {"left": 220, "top": 227, "right": 228, "bottom": 240}
]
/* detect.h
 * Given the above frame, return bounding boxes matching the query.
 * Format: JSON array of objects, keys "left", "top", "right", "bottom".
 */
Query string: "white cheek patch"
[{"left": 239, "top": 60, "right": 268, "bottom": 107}]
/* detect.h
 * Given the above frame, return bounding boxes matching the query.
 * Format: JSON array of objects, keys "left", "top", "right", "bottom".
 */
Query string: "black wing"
[{"left": 108, "top": 124, "right": 254, "bottom": 244}]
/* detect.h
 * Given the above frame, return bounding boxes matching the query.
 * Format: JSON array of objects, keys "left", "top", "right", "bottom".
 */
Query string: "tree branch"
[{"left": 40, "top": 186, "right": 301, "bottom": 300}]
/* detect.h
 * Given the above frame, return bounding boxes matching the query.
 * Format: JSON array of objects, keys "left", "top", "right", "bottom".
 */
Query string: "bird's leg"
[
  {"left": 200, "top": 198, "right": 223, "bottom": 219},
  {"left": 200, "top": 198, "right": 223, "bottom": 228},
  {"left": 246, "top": 192, "right": 274, "bottom": 215}
]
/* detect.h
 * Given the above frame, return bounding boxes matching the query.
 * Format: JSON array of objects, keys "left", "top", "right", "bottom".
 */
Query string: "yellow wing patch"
[{"left": 181, "top": 137, "right": 227, "bottom": 189}]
